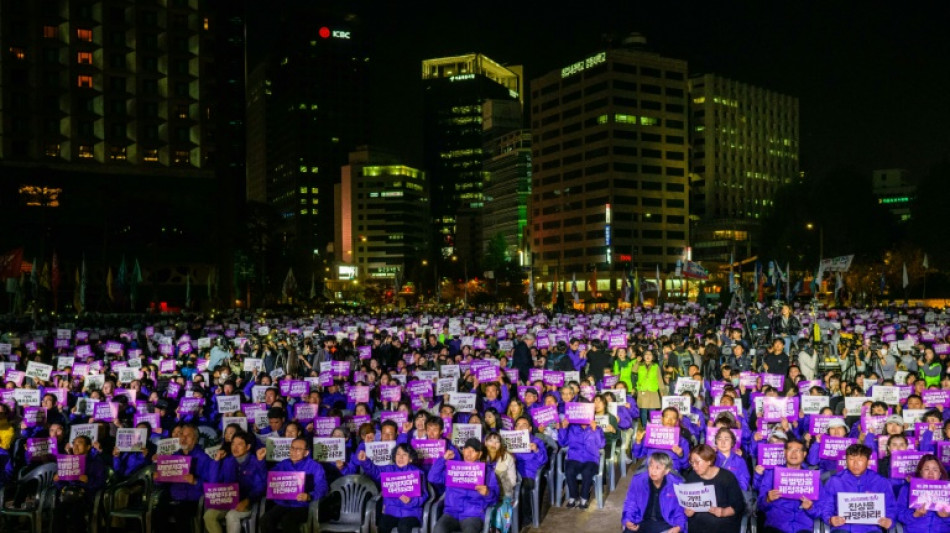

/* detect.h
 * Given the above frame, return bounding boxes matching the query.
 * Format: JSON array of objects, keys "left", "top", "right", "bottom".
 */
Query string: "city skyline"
[{"left": 250, "top": 1, "right": 948, "bottom": 179}]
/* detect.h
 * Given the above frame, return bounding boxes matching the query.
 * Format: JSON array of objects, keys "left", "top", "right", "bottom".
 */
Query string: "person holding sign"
[
  {"left": 557, "top": 406, "right": 606, "bottom": 509},
  {"left": 805, "top": 417, "right": 851, "bottom": 473},
  {"left": 683, "top": 444, "right": 745, "bottom": 533},
  {"left": 713, "top": 427, "right": 750, "bottom": 491},
  {"left": 53, "top": 435, "right": 107, "bottom": 533},
  {"left": 429, "top": 438, "right": 499, "bottom": 533},
  {"left": 818, "top": 443, "right": 896, "bottom": 532},
  {"left": 204, "top": 431, "right": 267, "bottom": 533},
  {"left": 621, "top": 453, "right": 686, "bottom": 533},
  {"left": 356, "top": 442, "right": 429, "bottom": 533},
  {"left": 757, "top": 439, "right": 821, "bottom": 533},
  {"left": 510, "top": 416, "right": 548, "bottom": 526},
  {"left": 112, "top": 422, "right": 154, "bottom": 478},
  {"left": 634, "top": 407, "right": 692, "bottom": 472},
  {"left": 896, "top": 454, "right": 950, "bottom": 531},
  {"left": 261, "top": 437, "right": 329, "bottom": 533},
  {"left": 484, "top": 432, "right": 518, "bottom": 500},
  {"left": 154, "top": 423, "right": 217, "bottom": 533},
  {"left": 593, "top": 394, "right": 621, "bottom": 448}
]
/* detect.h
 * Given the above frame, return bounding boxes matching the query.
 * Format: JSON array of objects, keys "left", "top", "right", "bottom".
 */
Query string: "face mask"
[{"left": 731, "top": 378, "right": 740, "bottom": 386}]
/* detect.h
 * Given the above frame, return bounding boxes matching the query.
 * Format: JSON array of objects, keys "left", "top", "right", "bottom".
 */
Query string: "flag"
[
  {"left": 571, "top": 273, "right": 579, "bottom": 304},
  {"left": 106, "top": 267, "right": 114, "bottom": 302},
  {"left": 656, "top": 264, "right": 661, "bottom": 302},
  {"left": 902, "top": 262, "right": 909, "bottom": 289},
  {"left": 131, "top": 259, "right": 142, "bottom": 310},
  {"left": 527, "top": 271, "right": 535, "bottom": 308},
  {"left": 784, "top": 262, "right": 791, "bottom": 302},
  {"left": 620, "top": 270, "right": 629, "bottom": 303},
  {"left": 728, "top": 253, "right": 735, "bottom": 293},
  {"left": 632, "top": 269, "right": 640, "bottom": 305},
  {"left": 923, "top": 254, "right": 929, "bottom": 270},
  {"left": 282, "top": 268, "right": 296, "bottom": 300},
  {"left": 834, "top": 272, "right": 844, "bottom": 297},
  {"left": 0, "top": 248, "right": 23, "bottom": 279},
  {"left": 793, "top": 278, "right": 803, "bottom": 295},
  {"left": 767, "top": 261, "right": 775, "bottom": 287},
  {"left": 185, "top": 273, "right": 192, "bottom": 308}
]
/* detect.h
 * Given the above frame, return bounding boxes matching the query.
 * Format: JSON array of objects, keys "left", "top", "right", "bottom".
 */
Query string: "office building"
[
  {"left": 689, "top": 74, "right": 799, "bottom": 262},
  {"left": 481, "top": 99, "right": 531, "bottom": 261},
  {"left": 871, "top": 168, "right": 914, "bottom": 222},
  {"left": 245, "top": 10, "right": 370, "bottom": 286},
  {"left": 334, "top": 146, "right": 429, "bottom": 288},
  {"left": 421, "top": 53, "right": 522, "bottom": 263},
  {"left": 529, "top": 35, "right": 689, "bottom": 294}
]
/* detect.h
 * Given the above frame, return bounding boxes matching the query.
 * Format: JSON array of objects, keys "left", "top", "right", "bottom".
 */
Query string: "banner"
[{"left": 820, "top": 255, "right": 855, "bottom": 273}]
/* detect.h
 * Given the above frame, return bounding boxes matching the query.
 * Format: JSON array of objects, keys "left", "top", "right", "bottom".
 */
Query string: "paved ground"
[{"left": 525, "top": 462, "right": 634, "bottom": 533}]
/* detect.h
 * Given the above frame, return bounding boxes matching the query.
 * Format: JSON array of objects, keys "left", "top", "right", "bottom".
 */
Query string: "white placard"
[
  {"left": 500, "top": 429, "right": 531, "bottom": 453},
  {"left": 837, "top": 492, "right": 886, "bottom": 525},
  {"left": 69, "top": 423, "right": 99, "bottom": 444},
  {"left": 673, "top": 482, "right": 718, "bottom": 512},
  {"left": 217, "top": 395, "right": 241, "bottom": 414},
  {"left": 871, "top": 386, "right": 900, "bottom": 406},
  {"left": 844, "top": 397, "right": 866, "bottom": 417},
  {"left": 447, "top": 392, "right": 476, "bottom": 413},
  {"left": 25, "top": 361, "right": 53, "bottom": 382},
  {"left": 312, "top": 437, "right": 346, "bottom": 462},
  {"left": 265, "top": 437, "right": 293, "bottom": 462},
  {"left": 366, "top": 441, "right": 397, "bottom": 466},
  {"left": 801, "top": 396, "right": 830, "bottom": 415},
  {"left": 156, "top": 438, "right": 181, "bottom": 455}
]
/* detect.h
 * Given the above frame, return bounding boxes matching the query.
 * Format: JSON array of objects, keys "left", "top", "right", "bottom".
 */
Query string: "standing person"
[
  {"left": 621, "top": 453, "right": 686, "bottom": 533},
  {"left": 204, "top": 431, "right": 267, "bottom": 533},
  {"left": 584, "top": 340, "right": 611, "bottom": 384},
  {"left": 261, "top": 437, "right": 329, "bottom": 533},
  {"left": 757, "top": 439, "right": 820, "bottom": 533},
  {"left": 818, "top": 444, "right": 896, "bottom": 533},
  {"left": 634, "top": 351, "right": 662, "bottom": 427},
  {"left": 512, "top": 334, "right": 535, "bottom": 385},
  {"left": 683, "top": 445, "right": 746, "bottom": 533},
  {"left": 612, "top": 347, "right": 636, "bottom": 391}
]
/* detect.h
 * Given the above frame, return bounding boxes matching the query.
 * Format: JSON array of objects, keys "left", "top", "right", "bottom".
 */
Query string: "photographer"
[
  {"left": 838, "top": 341, "right": 868, "bottom": 382},
  {"left": 769, "top": 304, "right": 801, "bottom": 354}
]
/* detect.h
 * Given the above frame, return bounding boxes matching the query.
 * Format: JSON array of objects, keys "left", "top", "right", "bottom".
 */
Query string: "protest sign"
[
  {"left": 313, "top": 437, "right": 346, "bottom": 462},
  {"left": 204, "top": 483, "right": 240, "bottom": 510},
  {"left": 222, "top": 416, "right": 248, "bottom": 432},
  {"left": 25, "top": 361, "right": 53, "bottom": 382},
  {"left": 673, "top": 482, "right": 717, "bottom": 512},
  {"left": 366, "top": 441, "right": 398, "bottom": 466},
  {"left": 135, "top": 413, "right": 161, "bottom": 433},
  {"left": 266, "top": 471, "right": 305, "bottom": 500},
  {"left": 500, "top": 429, "right": 531, "bottom": 453},
  {"left": 871, "top": 386, "right": 901, "bottom": 406},
  {"left": 445, "top": 460, "right": 485, "bottom": 489},
  {"left": 116, "top": 428, "right": 148, "bottom": 452},
  {"left": 890, "top": 450, "right": 927, "bottom": 478},
  {"left": 757, "top": 443, "right": 787, "bottom": 468},
  {"left": 156, "top": 438, "right": 181, "bottom": 455},
  {"left": 908, "top": 478, "right": 950, "bottom": 512},
  {"left": 411, "top": 439, "right": 445, "bottom": 464},
  {"left": 837, "top": 492, "right": 886, "bottom": 525},
  {"left": 154, "top": 455, "right": 192, "bottom": 482},
  {"left": 25, "top": 437, "right": 57, "bottom": 461},
  {"left": 674, "top": 379, "right": 701, "bottom": 395},
  {"left": 312, "top": 417, "right": 340, "bottom": 438},
  {"left": 529, "top": 405, "right": 558, "bottom": 429},
  {"left": 773, "top": 467, "right": 820, "bottom": 500},
  {"left": 801, "top": 395, "right": 830, "bottom": 415},
  {"left": 843, "top": 397, "right": 866, "bottom": 416},
  {"left": 451, "top": 423, "right": 482, "bottom": 449},
  {"left": 447, "top": 392, "right": 476, "bottom": 413},
  {"left": 69, "top": 423, "right": 98, "bottom": 444},
  {"left": 56, "top": 454, "right": 86, "bottom": 481},
  {"left": 381, "top": 470, "right": 422, "bottom": 498},
  {"left": 564, "top": 402, "right": 594, "bottom": 424},
  {"left": 265, "top": 437, "right": 293, "bottom": 462},
  {"left": 662, "top": 395, "right": 690, "bottom": 413},
  {"left": 818, "top": 437, "right": 856, "bottom": 460},
  {"left": 643, "top": 424, "right": 680, "bottom": 450}
]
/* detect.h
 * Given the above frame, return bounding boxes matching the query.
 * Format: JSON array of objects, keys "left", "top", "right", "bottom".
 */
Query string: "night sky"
[{"left": 249, "top": 1, "right": 950, "bottom": 180}]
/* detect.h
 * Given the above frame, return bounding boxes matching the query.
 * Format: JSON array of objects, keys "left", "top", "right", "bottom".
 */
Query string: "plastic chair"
[
  {"left": 0, "top": 462, "right": 58, "bottom": 533},
  {"left": 605, "top": 439, "right": 621, "bottom": 491},
  {"left": 368, "top": 482, "right": 434, "bottom": 533},
  {"left": 103, "top": 465, "right": 157, "bottom": 533},
  {"left": 555, "top": 449, "right": 605, "bottom": 509},
  {"left": 197, "top": 425, "right": 221, "bottom": 448},
  {"left": 534, "top": 433, "right": 560, "bottom": 508},
  {"left": 508, "top": 474, "right": 522, "bottom": 533},
  {"left": 316, "top": 474, "right": 379, "bottom": 533},
  {"left": 240, "top": 497, "right": 265, "bottom": 533},
  {"left": 428, "top": 493, "right": 496, "bottom": 533}
]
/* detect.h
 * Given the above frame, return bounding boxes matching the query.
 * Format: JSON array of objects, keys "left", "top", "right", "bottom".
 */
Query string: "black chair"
[{"left": 0, "top": 462, "right": 58, "bottom": 533}]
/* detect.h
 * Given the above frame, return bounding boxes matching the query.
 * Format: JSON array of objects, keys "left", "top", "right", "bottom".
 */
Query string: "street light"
[{"left": 805, "top": 223, "right": 824, "bottom": 263}]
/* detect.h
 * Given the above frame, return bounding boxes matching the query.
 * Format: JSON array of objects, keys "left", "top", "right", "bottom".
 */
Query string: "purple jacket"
[
  {"left": 716, "top": 451, "right": 750, "bottom": 491},
  {"left": 818, "top": 469, "right": 898, "bottom": 533},
  {"left": 557, "top": 424, "right": 605, "bottom": 464},
  {"left": 513, "top": 435, "right": 548, "bottom": 480},
  {"left": 620, "top": 471, "right": 687, "bottom": 531},
  {"left": 896, "top": 483, "right": 950, "bottom": 533},
  {"left": 215, "top": 454, "right": 267, "bottom": 502},
  {"left": 428, "top": 458, "right": 499, "bottom": 521},
  {"left": 633, "top": 436, "right": 691, "bottom": 472},
  {"left": 757, "top": 468, "right": 820, "bottom": 533},
  {"left": 158, "top": 446, "right": 217, "bottom": 502},
  {"left": 359, "top": 459, "right": 428, "bottom": 519}
]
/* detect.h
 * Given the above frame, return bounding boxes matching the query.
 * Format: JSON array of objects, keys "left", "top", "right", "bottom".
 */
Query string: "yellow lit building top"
[{"left": 422, "top": 53, "right": 522, "bottom": 103}]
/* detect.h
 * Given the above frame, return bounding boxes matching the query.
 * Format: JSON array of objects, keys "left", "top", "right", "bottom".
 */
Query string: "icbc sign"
[{"left": 319, "top": 26, "right": 350, "bottom": 39}]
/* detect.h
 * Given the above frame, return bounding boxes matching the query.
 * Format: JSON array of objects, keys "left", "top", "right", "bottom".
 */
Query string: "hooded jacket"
[
  {"left": 620, "top": 471, "right": 687, "bottom": 532},
  {"left": 557, "top": 424, "right": 605, "bottom": 465}
]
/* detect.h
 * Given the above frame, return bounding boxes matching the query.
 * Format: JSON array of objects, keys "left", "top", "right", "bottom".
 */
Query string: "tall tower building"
[
  {"left": 871, "top": 168, "right": 913, "bottom": 223},
  {"left": 334, "top": 146, "right": 429, "bottom": 290},
  {"left": 530, "top": 35, "right": 689, "bottom": 294},
  {"left": 481, "top": 99, "right": 531, "bottom": 260},
  {"left": 689, "top": 74, "right": 799, "bottom": 263},
  {"left": 245, "top": 10, "right": 370, "bottom": 286},
  {"left": 421, "top": 54, "right": 522, "bottom": 264}
]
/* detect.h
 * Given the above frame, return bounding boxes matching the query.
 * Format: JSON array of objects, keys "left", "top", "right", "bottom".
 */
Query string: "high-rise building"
[
  {"left": 871, "top": 168, "right": 914, "bottom": 222},
  {"left": 529, "top": 35, "right": 689, "bottom": 294},
  {"left": 421, "top": 53, "right": 522, "bottom": 263},
  {"left": 0, "top": 0, "right": 230, "bottom": 308},
  {"left": 245, "top": 10, "right": 370, "bottom": 286},
  {"left": 688, "top": 74, "right": 799, "bottom": 263},
  {"left": 481, "top": 99, "right": 531, "bottom": 260},
  {"left": 334, "top": 146, "right": 429, "bottom": 290}
]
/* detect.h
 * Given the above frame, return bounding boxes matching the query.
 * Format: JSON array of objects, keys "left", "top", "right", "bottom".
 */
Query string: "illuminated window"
[
  {"left": 45, "top": 144, "right": 60, "bottom": 157},
  {"left": 143, "top": 149, "right": 159, "bottom": 162},
  {"left": 614, "top": 114, "right": 636, "bottom": 124},
  {"left": 109, "top": 146, "right": 127, "bottom": 161},
  {"left": 312, "top": 198, "right": 318, "bottom": 204},
  {"left": 310, "top": 187, "right": 318, "bottom": 193},
  {"left": 177, "top": 105, "right": 188, "bottom": 119},
  {"left": 78, "top": 145, "right": 94, "bottom": 159},
  {"left": 19, "top": 185, "right": 62, "bottom": 207},
  {"left": 596, "top": 114, "right": 609, "bottom": 125},
  {"left": 173, "top": 150, "right": 190, "bottom": 164},
  {"left": 77, "top": 75, "right": 93, "bottom": 88},
  {"left": 203, "top": 17, "right": 210, "bottom": 30},
  {"left": 43, "top": 25, "right": 57, "bottom": 38},
  {"left": 299, "top": 187, "right": 307, "bottom": 193},
  {"left": 640, "top": 116, "right": 659, "bottom": 126},
  {"left": 311, "top": 209, "right": 317, "bottom": 215},
  {"left": 77, "top": 52, "right": 93, "bottom": 65},
  {"left": 299, "top": 209, "right": 307, "bottom": 215},
  {"left": 692, "top": 96, "right": 705, "bottom": 104},
  {"left": 76, "top": 28, "right": 93, "bottom": 42},
  {"left": 10, "top": 47, "right": 26, "bottom": 60},
  {"left": 300, "top": 198, "right": 307, "bottom": 205}
]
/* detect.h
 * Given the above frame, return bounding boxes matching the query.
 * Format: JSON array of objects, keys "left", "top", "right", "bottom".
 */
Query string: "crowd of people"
[{"left": 0, "top": 300, "right": 948, "bottom": 533}]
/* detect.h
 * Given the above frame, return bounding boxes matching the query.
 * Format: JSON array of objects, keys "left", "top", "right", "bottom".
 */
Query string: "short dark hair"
[{"left": 844, "top": 443, "right": 872, "bottom": 459}]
